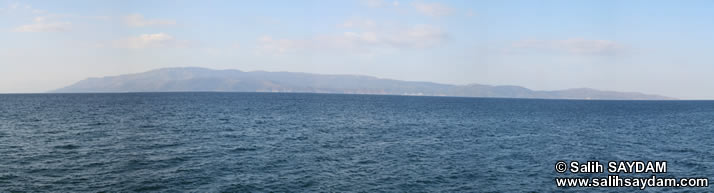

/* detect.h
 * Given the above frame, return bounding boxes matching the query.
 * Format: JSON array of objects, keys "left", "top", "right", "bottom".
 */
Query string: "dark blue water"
[{"left": 1, "top": 93, "right": 712, "bottom": 192}]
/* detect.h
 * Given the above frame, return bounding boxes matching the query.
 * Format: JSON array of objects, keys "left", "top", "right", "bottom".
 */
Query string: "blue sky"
[{"left": 1, "top": 0, "right": 713, "bottom": 99}]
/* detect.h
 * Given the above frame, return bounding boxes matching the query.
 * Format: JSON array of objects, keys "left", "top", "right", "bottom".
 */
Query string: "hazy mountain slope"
[{"left": 53, "top": 67, "right": 674, "bottom": 100}]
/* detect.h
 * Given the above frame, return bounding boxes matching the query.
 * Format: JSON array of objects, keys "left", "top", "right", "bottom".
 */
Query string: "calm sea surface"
[{"left": 1, "top": 93, "right": 712, "bottom": 192}]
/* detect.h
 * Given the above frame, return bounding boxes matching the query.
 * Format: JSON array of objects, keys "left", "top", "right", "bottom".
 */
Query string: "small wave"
[
  {"left": 356, "top": 160, "right": 378, "bottom": 165},
  {"left": 86, "top": 122, "right": 105, "bottom": 126},
  {"left": 0, "top": 174, "right": 18, "bottom": 181},
  {"left": 662, "top": 147, "right": 699, "bottom": 153},
  {"left": 133, "top": 185, "right": 167, "bottom": 192},
  {"left": 26, "top": 118, "right": 42, "bottom": 122},
  {"left": 54, "top": 144, "right": 80, "bottom": 150},
  {"left": 232, "top": 147, "right": 259, "bottom": 152}
]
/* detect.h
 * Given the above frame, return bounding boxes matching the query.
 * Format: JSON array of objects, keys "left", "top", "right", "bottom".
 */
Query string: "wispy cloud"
[
  {"left": 31, "top": 9, "right": 46, "bottom": 14},
  {"left": 7, "top": 3, "right": 78, "bottom": 32},
  {"left": 340, "top": 19, "right": 377, "bottom": 29},
  {"left": 465, "top": 10, "right": 475, "bottom": 17},
  {"left": 257, "top": 21, "right": 447, "bottom": 55},
  {"left": 9, "top": 2, "right": 20, "bottom": 10},
  {"left": 14, "top": 22, "right": 71, "bottom": 32},
  {"left": 124, "top": 14, "right": 176, "bottom": 27},
  {"left": 363, "top": 0, "right": 400, "bottom": 8},
  {"left": 363, "top": 0, "right": 384, "bottom": 8},
  {"left": 13, "top": 16, "right": 71, "bottom": 32},
  {"left": 256, "top": 36, "right": 307, "bottom": 54},
  {"left": 2, "top": 2, "right": 43, "bottom": 14},
  {"left": 413, "top": 2, "right": 453, "bottom": 17},
  {"left": 383, "top": 24, "right": 446, "bottom": 48},
  {"left": 511, "top": 38, "right": 626, "bottom": 55},
  {"left": 114, "top": 33, "right": 187, "bottom": 48}
]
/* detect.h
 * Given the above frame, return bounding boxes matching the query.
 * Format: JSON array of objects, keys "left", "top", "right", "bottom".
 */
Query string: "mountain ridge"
[{"left": 52, "top": 67, "right": 675, "bottom": 100}]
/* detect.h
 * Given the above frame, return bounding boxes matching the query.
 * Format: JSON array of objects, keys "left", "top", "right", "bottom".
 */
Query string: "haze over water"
[{"left": 1, "top": 93, "right": 712, "bottom": 192}]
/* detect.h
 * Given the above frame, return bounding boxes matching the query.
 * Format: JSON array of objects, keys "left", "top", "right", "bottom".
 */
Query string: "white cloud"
[
  {"left": 560, "top": 39, "right": 624, "bottom": 54},
  {"left": 256, "top": 35, "right": 309, "bottom": 54},
  {"left": 8, "top": 4, "right": 76, "bottom": 32},
  {"left": 2, "top": 2, "right": 32, "bottom": 13},
  {"left": 363, "top": 0, "right": 399, "bottom": 8},
  {"left": 340, "top": 19, "right": 376, "bottom": 29},
  {"left": 344, "top": 31, "right": 379, "bottom": 43},
  {"left": 257, "top": 21, "right": 447, "bottom": 55},
  {"left": 363, "top": 0, "right": 384, "bottom": 8},
  {"left": 383, "top": 24, "right": 446, "bottom": 48},
  {"left": 33, "top": 16, "right": 47, "bottom": 22},
  {"left": 114, "top": 33, "right": 187, "bottom": 48},
  {"left": 333, "top": 24, "right": 447, "bottom": 49},
  {"left": 14, "top": 22, "right": 71, "bottom": 32},
  {"left": 124, "top": 14, "right": 176, "bottom": 27},
  {"left": 32, "top": 9, "right": 46, "bottom": 14},
  {"left": 14, "top": 16, "right": 71, "bottom": 32},
  {"left": 413, "top": 2, "right": 453, "bottom": 17},
  {"left": 511, "top": 38, "right": 626, "bottom": 55},
  {"left": 86, "top": 15, "right": 111, "bottom": 21},
  {"left": 465, "top": 10, "right": 475, "bottom": 17}
]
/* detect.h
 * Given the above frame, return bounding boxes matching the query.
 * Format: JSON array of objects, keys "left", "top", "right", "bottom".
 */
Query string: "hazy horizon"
[{"left": 2, "top": 0, "right": 714, "bottom": 99}]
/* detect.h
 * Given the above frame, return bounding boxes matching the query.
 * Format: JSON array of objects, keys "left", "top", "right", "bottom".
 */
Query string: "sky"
[{"left": 1, "top": 0, "right": 713, "bottom": 99}]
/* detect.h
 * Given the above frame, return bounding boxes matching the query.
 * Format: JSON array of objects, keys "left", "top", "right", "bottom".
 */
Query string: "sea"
[{"left": 0, "top": 92, "right": 712, "bottom": 192}]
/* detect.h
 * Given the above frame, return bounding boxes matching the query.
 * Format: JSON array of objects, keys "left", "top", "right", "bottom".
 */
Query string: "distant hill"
[{"left": 52, "top": 67, "right": 675, "bottom": 100}]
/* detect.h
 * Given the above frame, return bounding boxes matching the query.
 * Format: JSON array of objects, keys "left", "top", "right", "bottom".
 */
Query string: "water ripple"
[{"left": 0, "top": 93, "right": 712, "bottom": 192}]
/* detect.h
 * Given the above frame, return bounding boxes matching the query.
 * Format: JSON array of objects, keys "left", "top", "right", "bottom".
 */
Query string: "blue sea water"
[{"left": 0, "top": 93, "right": 712, "bottom": 192}]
